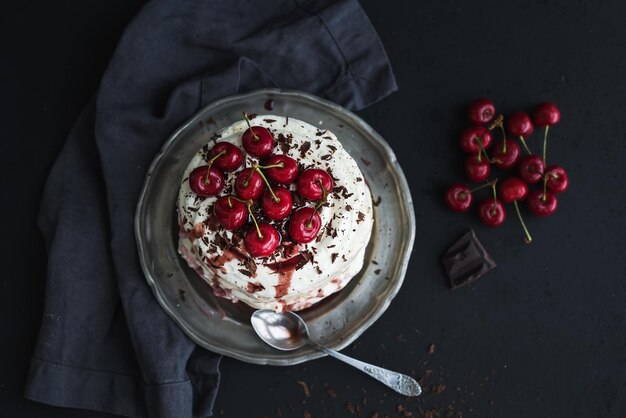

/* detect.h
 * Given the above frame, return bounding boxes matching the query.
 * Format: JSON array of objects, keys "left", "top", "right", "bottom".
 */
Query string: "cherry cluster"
[
  {"left": 445, "top": 99, "right": 569, "bottom": 243},
  {"left": 189, "top": 113, "right": 333, "bottom": 257}
]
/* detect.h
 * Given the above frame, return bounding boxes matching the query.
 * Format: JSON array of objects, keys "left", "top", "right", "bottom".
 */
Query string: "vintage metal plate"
[{"left": 135, "top": 89, "right": 415, "bottom": 365}]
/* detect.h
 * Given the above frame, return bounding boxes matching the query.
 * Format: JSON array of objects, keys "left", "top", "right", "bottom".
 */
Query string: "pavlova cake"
[{"left": 177, "top": 113, "right": 373, "bottom": 312}]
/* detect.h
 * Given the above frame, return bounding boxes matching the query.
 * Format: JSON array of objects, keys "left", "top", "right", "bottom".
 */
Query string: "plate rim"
[{"left": 135, "top": 88, "right": 415, "bottom": 365}]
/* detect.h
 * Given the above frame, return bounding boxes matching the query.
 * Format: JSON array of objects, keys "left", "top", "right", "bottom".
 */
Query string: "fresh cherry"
[
  {"left": 264, "top": 155, "right": 298, "bottom": 184},
  {"left": 533, "top": 102, "right": 561, "bottom": 128},
  {"left": 297, "top": 169, "right": 333, "bottom": 200},
  {"left": 506, "top": 111, "right": 534, "bottom": 154},
  {"left": 209, "top": 142, "right": 244, "bottom": 171},
  {"left": 460, "top": 126, "right": 492, "bottom": 154},
  {"left": 244, "top": 223, "right": 280, "bottom": 258},
  {"left": 464, "top": 154, "right": 490, "bottom": 182},
  {"left": 467, "top": 98, "right": 496, "bottom": 124},
  {"left": 518, "top": 155, "right": 545, "bottom": 184},
  {"left": 498, "top": 177, "right": 532, "bottom": 243},
  {"left": 262, "top": 186, "right": 293, "bottom": 221},
  {"left": 189, "top": 165, "right": 224, "bottom": 196},
  {"left": 491, "top": 140, "right": 521, "bottom": 170},
  {"left": 527, "top": 189, "right": 558, "bottom": 217},
  {"left": 213, "top": 196, "right": 248, "bottom": 230},
  {"left": 533, "top": 102, "right": 561, "bottom": 166},
  {"left": 241, "top": 113, "right": 274, "bottom": 159},
  {"left": 288, "top": 207, "right": 322, "bottom": 244},
  {"left": 498, "top": 177, "right": 528, "bottom": 203},
  {"left": 477, "top": 198, "right": 506, "bottom": 227},
  {"left": 234, "top": 168, "right": 265, "bottom": 200},
  {"left": 544, "top": 165, "right": 568, "bottom": 194},
  {"left": 445, "top": 184, "right": 472, "bottom": 212}
]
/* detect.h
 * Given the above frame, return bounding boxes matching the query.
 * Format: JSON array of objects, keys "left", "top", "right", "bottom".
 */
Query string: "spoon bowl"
[
  {"left": 251, "top": 310, "right": 308, "bottom": 351},
  {"left": 251, "top": 309, "right": 422, "bottom": 397}
]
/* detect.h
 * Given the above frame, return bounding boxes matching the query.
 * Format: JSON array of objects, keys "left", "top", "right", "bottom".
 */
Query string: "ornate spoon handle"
[{"left": 318, "top": 346, "right": 421, "bottom": 396}]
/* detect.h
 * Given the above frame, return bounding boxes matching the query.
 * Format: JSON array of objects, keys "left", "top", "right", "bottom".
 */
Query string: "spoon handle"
[{"left": 318, "top": 346, "right": 421, "bottom": 396}]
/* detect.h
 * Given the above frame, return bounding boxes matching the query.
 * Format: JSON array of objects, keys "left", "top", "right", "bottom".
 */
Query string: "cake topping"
[
  {"left": 209, "top": 142, "right": 244, "bottom": 171},
  {"left": 189, "top": 165, "right": 224, "bottom": 196},
  {"left": 296, "top": 168, "right": 333, "bottom": 200},
  {"left": 242, "top": 112, "right": 275, "bottom": 158}
]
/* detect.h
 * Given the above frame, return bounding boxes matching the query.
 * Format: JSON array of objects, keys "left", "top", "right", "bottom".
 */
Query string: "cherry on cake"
[{"left": 177, "top": 114, "right": 373, "bottom": 312}]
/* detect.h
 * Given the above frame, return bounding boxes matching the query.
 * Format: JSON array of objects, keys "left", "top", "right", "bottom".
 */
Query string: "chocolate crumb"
[
  {"left": 373, "top": 196, "right": 382, "bottom": 207},
  {"left": 297, "top": 380, "right": 311, "bottom": 398},
  {"left": 428, "top": 344, "right": 436, "bottom": 354},
  {"left": 360, "top": 157, "right": 372, "bottom": 166},
  {"left": 345, "top": 204, "right": 353, "bottom": 211},
  {"left": 397, "top": 405, "right": 413, "bottom": 417},
  {"left": 374, "top": 269, "right": 381, "bottom": 275},
  {"left": 431, "top": 384, "right": 446, "bottom": 394}
]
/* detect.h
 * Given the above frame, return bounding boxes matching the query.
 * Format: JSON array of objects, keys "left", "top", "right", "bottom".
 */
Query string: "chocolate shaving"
[
  {"left": 373, "top": 196, "right": 382, "bottom": 207},
  {"left": 374, "top": 269, "right": 381, "bottom": 275},
  {"left": 263, "top": 118, "right": 276, "bottom": 123},
  {"left": 299, "top": 141, "right": 311, "bottom": 158},
  {"left": 238, "top": 269, "right": 252, "bottom": 277},
  {"left": 331, "top": 253, "right": 338, "bottom": 263},
  {"left": 360, "top": 157, "right": 372, "bottom": 166},
  {"left": 357, "top": 212, "right": 365, "bottom": 224},
  {"left": 315, "top": 129, "right": 327, "bottom": 136},
  {"left": 321, "top": 154, "right": 332, "bottom": 161}
]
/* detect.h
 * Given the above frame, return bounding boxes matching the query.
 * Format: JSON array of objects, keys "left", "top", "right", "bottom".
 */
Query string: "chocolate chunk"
[{"left": 442, "top": 230, "right": 496, "bottom": 289}]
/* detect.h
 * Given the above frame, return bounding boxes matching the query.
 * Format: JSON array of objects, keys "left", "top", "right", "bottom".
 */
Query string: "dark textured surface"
[{"left": 1, "top": 1, "right": 625, "bottom": 417}]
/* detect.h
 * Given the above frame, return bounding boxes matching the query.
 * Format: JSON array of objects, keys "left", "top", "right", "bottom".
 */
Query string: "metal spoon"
[{"left": 251, "top": 309, "right": 421, "bottom": 396}]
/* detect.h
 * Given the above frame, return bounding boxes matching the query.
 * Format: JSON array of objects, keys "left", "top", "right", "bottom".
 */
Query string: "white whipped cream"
[{"left": 177, "top": 115, "right": 373, "bottom": 311}]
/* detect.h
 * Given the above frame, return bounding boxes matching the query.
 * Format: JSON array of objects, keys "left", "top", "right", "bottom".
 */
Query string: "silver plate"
[{"left": 135, "top": 89, "right": 415, "bottom": 365}]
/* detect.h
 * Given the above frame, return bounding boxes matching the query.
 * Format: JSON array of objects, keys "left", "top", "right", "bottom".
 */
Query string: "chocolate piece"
[{"left": 442, "top": 230, "right": 496, "bottom": 289}]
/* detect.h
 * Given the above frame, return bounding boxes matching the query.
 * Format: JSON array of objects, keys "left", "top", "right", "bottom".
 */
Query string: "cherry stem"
[
  {"left": 243, "top": 167, "right": 255, "bottom": 187},
  {"left": 254, "top": 164, "right": 279, "bottom": 202},
  {"left": 308, "top": 180, "right": 329, "bottom": 226},
  {"left": 542, "top": 125, "right": 549, "bottom": 167},
  {"left": 257, "top": 162, "right": 285, "bottom": 170},
  {"left": 476, "top": 142, "right": 490, "bottom": 162},
  {"left": 519, "top": 136, "right": 532, "bottom": 155},
  {"left": 513, "top": 201, "right": 532, "bottom": 244},
  {"left": 542, "top": 176, "right": 548, "bottom": 202},
  {"left": 247, "top": 202, "right": 263, "bottom": 239},
  {"left": 203, "top": 149, "right": 226, "bottom": 184},
  {"left": 227, "top": 196, "right": 232, "bottom": 209},
  {"left": 491, "top": 179, "right": 498, "bottom": 208},
  {"left": 488, "top": 114, "right": 504, "bottom": 131},
  {"left": 469, "top": 179, "right": 498, "bottom": 194},
  {"left": 242, "top": 112, "right": 260, "bottom": 141}
]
